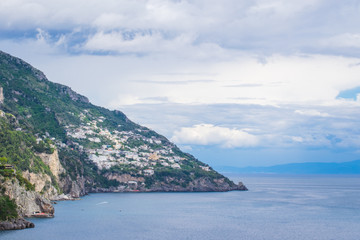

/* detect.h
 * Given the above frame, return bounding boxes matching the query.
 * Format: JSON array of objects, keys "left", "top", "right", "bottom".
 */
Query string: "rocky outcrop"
[
  {"left": 35, "top": 197, "right": 54, "bottom": 215},
  {"left": 236, "top": 182, "right": 248, "bottom": 191},
  {"left": 19, "top": 150, "right": 66, "bottom": 199},
  {"left": 51, "top": 193, "right": 80, "bottom": 201},
  {"left": 21, "top": 171, "right": 59, "bottom": 199},
  {"left": 69, "top": 177, "right": 86, "bottom": 198},
  {"left": 58, "top": 85, "right": 89, "bottom": 103},
  {"left": 3, "top": 178, "right": 54, "bottom": 217},
  {"left": 142, "top": 177, "right": 247, "bottom": 192},
  {"left": 60, "top": 175, "right": 86, "bottom": 198},
  {"left": 0, "top": 87, "right": 3, "bottom": 104},
  {"left": 0, "top": 218, "right": 34, "bottom": 231},
  {"left": 36, "top": 148, "right": 86, "bottom": 198},
  {"left": 37, "top": 149, "right": 65, "bottom": 182},
  {"left": 89, "top": 186, "right": 125, "bottom": 193}
]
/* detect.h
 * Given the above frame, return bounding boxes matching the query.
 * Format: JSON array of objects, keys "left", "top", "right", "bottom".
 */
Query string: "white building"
[
  {"left": 143, "top": 169, "right": 155, "bottom": 176},
  {"left": 171, "top": 163, "right": 181, "bottom": 169}
]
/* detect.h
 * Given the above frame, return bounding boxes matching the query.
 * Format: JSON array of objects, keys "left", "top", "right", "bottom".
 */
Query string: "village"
[{"left": 62, "top": 112, "right": 212, "bottom": 176}]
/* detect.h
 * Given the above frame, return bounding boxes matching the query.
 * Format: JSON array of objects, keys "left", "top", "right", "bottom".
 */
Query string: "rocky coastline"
[
  {"left": 0, "top": 180, "right": 247, "bottom": 231},
  {"left": 0, "top": 218, "right": 34, "bottom": 231},
  {"left": 89, "top": 180, "right": 247, "bottom": 193}
]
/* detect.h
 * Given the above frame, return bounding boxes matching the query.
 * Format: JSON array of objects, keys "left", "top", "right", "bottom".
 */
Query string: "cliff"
[
  {"left": 0, "top": 175, "right": 52, "bottom": 230},
  {"left": 2, "top": 177, "right": 54, "bottom": 217},
  {"left": 0, "top": 87, "right": 3, "bottom": 104}
]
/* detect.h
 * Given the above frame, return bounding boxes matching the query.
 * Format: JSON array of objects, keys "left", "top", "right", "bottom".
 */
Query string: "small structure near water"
[{"left": 31, "top": 212, "right": 54, "bottom": 218}]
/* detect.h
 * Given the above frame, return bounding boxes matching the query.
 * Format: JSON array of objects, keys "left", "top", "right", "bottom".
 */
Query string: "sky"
[{"left": 1, "top": 0, "right": 360, "bottom": 167}]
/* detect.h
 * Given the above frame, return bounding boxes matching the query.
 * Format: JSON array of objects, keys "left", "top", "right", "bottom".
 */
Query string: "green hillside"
[{"left": 0, "top": 50, "right": 245, "bottom": 197}]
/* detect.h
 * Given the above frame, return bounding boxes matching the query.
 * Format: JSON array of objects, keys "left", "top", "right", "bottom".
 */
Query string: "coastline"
[
  {"left": 0, "top": 175, "right": 247, "bottom": 232},
  {"left": 0, "top": 218, "right": 34, "bottom": 231},
  {"left": 0, "top": 185, "right": 247, "bottom": 231}
]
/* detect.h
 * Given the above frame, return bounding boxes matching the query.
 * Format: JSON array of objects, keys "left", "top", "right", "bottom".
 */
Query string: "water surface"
[{"left": 1, "top": 174, "right": 359, "bottom": 240}]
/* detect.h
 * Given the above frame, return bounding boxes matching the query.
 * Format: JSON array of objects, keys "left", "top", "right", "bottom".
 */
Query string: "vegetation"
[
  {"left": 58, "top": 148, "right": 119, "bottom": 189},
  {"left": 0, "top": 182, "right": 18, "bottom": 222},
  {"left": 0, "top": 51, "right": 142, "bottom": 141},
  {"left": 15, "top": 173, "right": 35, "bottom": 191},
  {"left": 143, "top": 166, "right": 231, "bottom": 188},
  {"left": 0, "top": 113, "right": 60, "bottom": 196},
  {"left": 73, "top": 136, "right": 114, "bottom": 149},
  {"left": 107, "top": 165, "right": 140, "bottom": 176},
  {"left": 33, "top": 139, "right": 54, "bottom": 154},
  {"left": 0, "top": 117, "right": 58, "bottom": 181},
  {"left": 0, "top": 195, "right": 18, "bottom": 221},
  {"left": 0, "top": 159, "right": 35, "bottom": 192}
]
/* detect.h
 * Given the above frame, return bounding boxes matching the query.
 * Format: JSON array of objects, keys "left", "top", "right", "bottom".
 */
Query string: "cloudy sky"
[{"left": 1, "top": 0, "right": 360, "bottom": 167}]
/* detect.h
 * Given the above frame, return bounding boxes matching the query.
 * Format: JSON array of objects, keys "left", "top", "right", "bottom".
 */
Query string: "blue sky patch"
[{"left": 337, "top": 86, "right": 360, "bottom": 100}]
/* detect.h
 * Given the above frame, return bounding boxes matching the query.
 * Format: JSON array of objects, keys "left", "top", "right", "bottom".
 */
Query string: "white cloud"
[
  {"left": 294, "top": 109, "right": 330, "bottom": 117},
  {"left": 248, "top": 0, "right": 322, "bottom": 17},
  {"left": 171, "top": 124, "right": 259, "bottom": 148},
  {"left": 1, "top": 0, "right": 360, "bottom": 56},
  {"left": 119, "top": 102, "right": 360, "bottom": 151},
  {"left": 83, "top": 31, "right": 163, "bottom": 53},
  {"left": 35, "top": 28, "right": 50, "bottom": 43},
  {"left": 2, "top": 0, "right": 360, "bottom": 162},
  {"left": 321, "top": 33, "right": 360, "bottom": 48},
  {"left": 83, "top": 30, "right": 196, "bottom": 54},
  {"left": 6, "top": 43, "right": 360, "bottom": 109},
  {"left": 291, "top": 136, "right": 304, "bottom": 143}
]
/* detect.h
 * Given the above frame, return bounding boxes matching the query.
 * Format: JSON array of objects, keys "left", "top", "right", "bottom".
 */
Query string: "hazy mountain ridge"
[{"left": 217, "top": 160, "right": 360, "bottom": 174}]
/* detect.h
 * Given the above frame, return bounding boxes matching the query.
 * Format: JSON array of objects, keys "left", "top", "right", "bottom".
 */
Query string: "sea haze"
[
  {"left": 1, "top": 174, "right": 359, "bottom": 240},
  {"left": 216, "top": 160, "right": 360, "bottom": 174}
]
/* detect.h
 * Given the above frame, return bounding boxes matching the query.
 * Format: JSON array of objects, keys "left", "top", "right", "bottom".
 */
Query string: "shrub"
[{"left": 0, "top": 195, "right": 18, "bottom": 221}]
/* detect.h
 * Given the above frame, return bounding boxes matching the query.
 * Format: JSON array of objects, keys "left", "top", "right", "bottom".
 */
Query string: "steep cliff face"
[
  {"left": 24, "top": 148, "right": 87, "bottom": 199},
  {"left": 2, "top": 177, "right": 54, "bottom": 217},
  {"left": 67, "top": 177, "right": 86, "bottom": 198},
  {"left": 39, "top": 150, "right": 84, "bottom": 198},
  {"left": 0, "top": 87, "right": 3, "bottom": 104},
  {"left": 37, "top": 149, "right": 65, "bottom": 182},
  {"left": 21, "top": 171, "right": 59, "bottom": 199}
]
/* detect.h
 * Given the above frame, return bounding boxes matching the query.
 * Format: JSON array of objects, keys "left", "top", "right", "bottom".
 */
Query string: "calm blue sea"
[{"left": 1, "top": 174, "right": 359, "bottom": 240}]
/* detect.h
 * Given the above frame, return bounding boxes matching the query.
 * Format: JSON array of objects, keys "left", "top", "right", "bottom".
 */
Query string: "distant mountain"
[{"left": 217, "top": 160, "right": 360, "bottom": 174}]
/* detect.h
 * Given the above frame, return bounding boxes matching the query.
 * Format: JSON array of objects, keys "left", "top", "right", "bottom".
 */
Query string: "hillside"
[
  {"left": 0, "top": 50, "right": 246, "bottom": 226},
  {"left": 0, "top": 111, "right": 55, "bottom": 229}
]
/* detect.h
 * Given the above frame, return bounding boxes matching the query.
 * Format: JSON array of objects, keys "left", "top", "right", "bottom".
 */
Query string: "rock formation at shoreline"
[{"left": 0, "top": 218, "right": 34, "bottom": 231}]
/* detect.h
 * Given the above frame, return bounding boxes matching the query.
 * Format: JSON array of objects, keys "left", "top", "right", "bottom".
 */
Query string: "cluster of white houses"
[{"left": 65, "top": 115, "right": 185, "bottom": 173}]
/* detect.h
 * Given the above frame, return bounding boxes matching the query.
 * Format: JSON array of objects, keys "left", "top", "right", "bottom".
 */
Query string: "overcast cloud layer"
[{"left": 1, "top": 0, "right": 360, "bottom": 166}]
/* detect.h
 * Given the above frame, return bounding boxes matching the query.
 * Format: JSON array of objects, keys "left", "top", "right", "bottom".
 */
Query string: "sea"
[{"left": 1, "top": 174, "right": 359, "bottom": 240}]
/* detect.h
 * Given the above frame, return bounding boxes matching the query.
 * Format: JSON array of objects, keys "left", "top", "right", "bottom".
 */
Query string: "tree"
[
  {"left": 0, "top": 157, "right": 7, "bottom": 165},
  {"left": 0, "top": 195, "right": 18, "bottom": 221}
]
